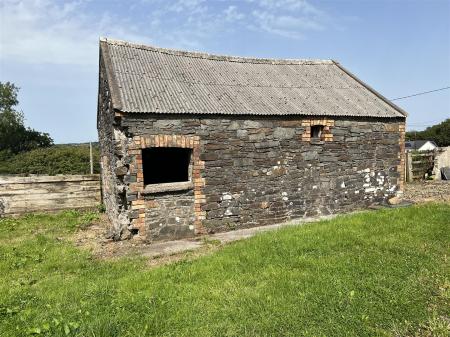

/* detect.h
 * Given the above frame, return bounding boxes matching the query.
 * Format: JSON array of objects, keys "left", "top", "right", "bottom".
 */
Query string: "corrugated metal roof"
[{"left": 100, "top": 38, "right": 407, "bottom": 118}]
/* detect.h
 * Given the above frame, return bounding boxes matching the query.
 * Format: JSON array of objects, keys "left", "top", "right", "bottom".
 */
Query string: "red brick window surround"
[
  {"left": 127, "top": 135, "right": 206, "bottom": 236},
  {"left": 301, "top": 118, "right": 334, "bottom": 142}
]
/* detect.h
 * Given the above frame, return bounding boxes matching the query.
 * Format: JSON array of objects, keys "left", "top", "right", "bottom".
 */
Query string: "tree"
[
  {"left": 406, "top": 118, "right": 450, "bottom": 147},
  {"left": 0, "top": 82, "right": 53, "bottom": 158}
]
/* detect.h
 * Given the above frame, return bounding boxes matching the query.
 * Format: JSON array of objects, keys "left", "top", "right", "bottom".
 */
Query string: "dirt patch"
[
  {"left": 71, "top": 214, "right": 224, "bottom": 264},
  {"left": 71, "top": 214, "right": 143, "bottom": 260},
  {"left": 403, "top": 180, "right": 450, "bottom": 204}
]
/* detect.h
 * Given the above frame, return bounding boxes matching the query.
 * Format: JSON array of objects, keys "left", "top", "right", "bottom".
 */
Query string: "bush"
[{"left": 0, "top": 144, "right": 100, "bottom": 175}]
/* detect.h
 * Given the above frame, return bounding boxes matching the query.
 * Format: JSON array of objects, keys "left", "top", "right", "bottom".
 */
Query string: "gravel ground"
[{"left": 403, "top": 180, "right": 450, "bottom": 203}]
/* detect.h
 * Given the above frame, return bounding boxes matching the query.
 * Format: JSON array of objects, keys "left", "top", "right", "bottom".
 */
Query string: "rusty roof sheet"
[{"left": 100, "top": 38, "right": 407, "bottom": 118}]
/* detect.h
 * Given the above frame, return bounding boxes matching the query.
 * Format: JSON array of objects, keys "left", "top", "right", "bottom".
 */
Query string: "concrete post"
[
  {"left": 406, "top": 151, "right": 413, "bottom": 182},
  {"left": 89, "top": 142, "right": 94, "bottom": 175}
]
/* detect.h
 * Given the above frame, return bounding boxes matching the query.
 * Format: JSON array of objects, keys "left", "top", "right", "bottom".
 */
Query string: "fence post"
[
  {"left": 89, "top": 142, "right": 94, "bottom": 175},
  {"left": 406, "top": 151, "right": 413, "bottom": 182}
]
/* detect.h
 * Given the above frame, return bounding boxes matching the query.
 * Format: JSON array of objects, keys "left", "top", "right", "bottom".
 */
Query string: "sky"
[{"left": 0, "top": 0, "right": 449, "bottom": 144}]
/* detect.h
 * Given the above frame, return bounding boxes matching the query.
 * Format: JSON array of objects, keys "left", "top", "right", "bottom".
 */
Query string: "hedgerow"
[{"left": 0, "top": 144, "right": 100, "bottom": 175}]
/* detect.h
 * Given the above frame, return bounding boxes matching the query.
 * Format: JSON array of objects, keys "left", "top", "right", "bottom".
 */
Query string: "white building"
[{"left": 405, "top": 140, "right": 438, "bottom": 151}]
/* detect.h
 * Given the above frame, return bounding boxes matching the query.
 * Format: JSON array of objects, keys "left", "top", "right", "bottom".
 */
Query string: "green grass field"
[{"left": 0, "top": 204, "right": 449, "bottom": 336}]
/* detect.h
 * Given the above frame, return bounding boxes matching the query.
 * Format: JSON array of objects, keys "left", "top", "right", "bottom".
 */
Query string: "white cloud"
[
  {"left": 141, "top": 0, "right": 328, "bottom": 49},
  {"left": 167, "top": 0, "right": 207, "bottom": 14},
  {"left": 224, "top": 5, "right": 246, "bottom": 22},
  {"left": 0, "top": 0, "right": 148, "bottom": 66},
  {"left": 251, "top": 9, "right": 324, "bottom": 39},
  {"left": 248, "top": 0, "right": 327, "bottom": 39},
  {"left": 0, "top": 0, "right": 332, "bottom": 67},
  {"left": 257, "top": 0, "right": 322, "bottom": 15}
]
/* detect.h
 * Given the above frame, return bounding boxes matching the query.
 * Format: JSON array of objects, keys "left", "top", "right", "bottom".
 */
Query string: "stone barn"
[{"left": 97, "top": 38, "right": 407, "bottom": 241}]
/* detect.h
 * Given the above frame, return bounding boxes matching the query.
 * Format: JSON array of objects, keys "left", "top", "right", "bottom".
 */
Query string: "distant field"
[{"left": 0, "top": 204, "right": 449, "bottom": 336}]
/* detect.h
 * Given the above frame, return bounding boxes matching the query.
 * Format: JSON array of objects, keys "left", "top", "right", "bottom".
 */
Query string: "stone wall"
[
  {"left": 98, "top": 114, "right": 405, "bottom": 242},
  {"left": 97, "top": 56, "right": 130, "bottom": 239},
  {"left": 144, "top": 190, "right": 196, "bottom": 240}
]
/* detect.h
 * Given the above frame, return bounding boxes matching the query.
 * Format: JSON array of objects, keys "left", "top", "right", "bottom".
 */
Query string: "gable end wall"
[{"left": 97, "top": 55, "right": 132, "bottom": 239}]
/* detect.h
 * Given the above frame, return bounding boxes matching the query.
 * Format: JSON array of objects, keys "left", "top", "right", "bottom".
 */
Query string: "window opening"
[
  {"left": 142, "top": 147, "right": 191, "bottom": 185},
  {"left": 311, "top": 125, "right": 324, "bottom": 139}
]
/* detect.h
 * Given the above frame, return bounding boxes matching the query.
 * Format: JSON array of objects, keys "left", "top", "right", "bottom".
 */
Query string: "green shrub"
[{"left": 0, "top": 144, "right": 100, "bottom": 175}]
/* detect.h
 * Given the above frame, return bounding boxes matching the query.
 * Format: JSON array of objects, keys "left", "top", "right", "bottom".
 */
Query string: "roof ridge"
[{"left": 100, "top": 37, "right": 334, "bottom": 65}]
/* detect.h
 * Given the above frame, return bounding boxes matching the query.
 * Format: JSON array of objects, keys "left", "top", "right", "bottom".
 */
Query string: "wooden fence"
[
  {"left": 405, "top": 151, "right": 436, "bottom": 182},
  {"left": 0, "top": 175, "right": 101, "bottom": 216}
]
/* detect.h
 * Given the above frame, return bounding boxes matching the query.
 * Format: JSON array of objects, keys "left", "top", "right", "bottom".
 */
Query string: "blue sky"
[{"left": 1, "top": 0, "right": 449, "bottom": 143}]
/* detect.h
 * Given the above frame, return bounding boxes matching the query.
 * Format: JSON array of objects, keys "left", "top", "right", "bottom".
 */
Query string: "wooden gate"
[{"left": 405, "top": 151, "right": 436, "bottom": 181}]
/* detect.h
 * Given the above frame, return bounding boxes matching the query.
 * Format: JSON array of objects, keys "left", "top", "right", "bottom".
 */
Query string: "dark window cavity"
[
  {"left": 311, "top": 125, "right": 324, "bottom": 139},
  {"left": 142, "top": 147, "right": 192, "bottom": 185}
]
